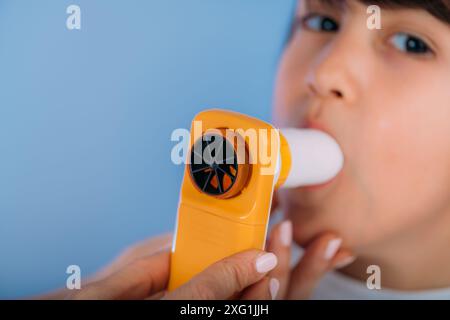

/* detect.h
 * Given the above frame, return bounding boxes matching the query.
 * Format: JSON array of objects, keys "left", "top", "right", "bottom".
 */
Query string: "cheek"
[
  {"left": 273, "top": 57, "right": 304, "bottom": 125},
  {"left": 354, "top": 85, "right": 450, "bottom": 232},
  {"left": 273, "top": 38, "right": 320, "bottom": 126}
]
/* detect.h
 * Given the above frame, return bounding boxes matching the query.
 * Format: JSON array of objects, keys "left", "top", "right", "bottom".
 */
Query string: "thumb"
[
  {"left": 70, "top": 250, "right": 170, "bottom": 300},
  {"left": 164, "top": 250, "right": 278, "bottom": 300}
]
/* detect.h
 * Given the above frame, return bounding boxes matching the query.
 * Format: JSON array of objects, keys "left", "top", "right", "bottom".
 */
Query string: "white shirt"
[
  {"left": 291, "top": 243, "right": 450, "bottom": 300},
  {"left": 312, "top": 270, "right": 450, "bottom": 300}
]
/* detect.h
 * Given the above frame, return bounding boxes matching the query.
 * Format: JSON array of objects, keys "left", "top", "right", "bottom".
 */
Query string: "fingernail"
[
  {"left": 255, "top": 253, "right": 278, "bottom": 273},
  {"left": 269, "top": 278, "right": 280, "bottom": 300},
  {"left": 334, "top": 256, "right": 356, "bottom": 269},
  {"left": 279, "top": 220, "right": 293, "bottom": 247},
  {"left": 324, "top": 238, "right": 342, "bottom": 260}
]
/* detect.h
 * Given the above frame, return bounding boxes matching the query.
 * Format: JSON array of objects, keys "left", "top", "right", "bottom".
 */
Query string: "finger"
[
  {"left": 240, "top": 277, "right": 280, "bottom": 300},
  {"left": 71, "top": 250, "right": 170, "bottom": 300},
  {"left": 330, "top": 249, "right": 356, "bottom": 270},
  {"left": 266, "top": 220, "right": 292, "bottom": 299},
  {"left": 93, "top": 233, "right": 172, "bottom": 280},
  {"left": 146, "top": 291, "right": 167, "bottom": 300},
  {"left": 164, "top": 250, "right": 278, "bottom": 300},
  {"left": 129, "top": 233, "right": 173, "bottom": 256},
  {"left": 112, "top": 233, "right": 173, "bottom": 267},
  {"left": 287, "top": 233, "right": 350, "bottom": 299},
  {"left": 233, "top": 219, "right": 291, "bottom": 301}
]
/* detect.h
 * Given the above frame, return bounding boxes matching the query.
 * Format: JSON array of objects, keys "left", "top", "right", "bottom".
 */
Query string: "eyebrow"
[
  {"left": 304, "top": 0, "right": 349, "bottom": 12},
  {"left": 302, "top": 0, "right": 450, "bottom": 27}
]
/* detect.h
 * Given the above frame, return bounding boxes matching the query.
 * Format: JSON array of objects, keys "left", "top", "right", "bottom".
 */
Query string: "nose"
[{"left": 306, "top": 34, "right": 360, "bottom": 110}]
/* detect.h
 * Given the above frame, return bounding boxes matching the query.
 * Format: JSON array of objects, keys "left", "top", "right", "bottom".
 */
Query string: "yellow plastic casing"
[{"left": 168, "top": 109, "right": 291, "bottom": 291}]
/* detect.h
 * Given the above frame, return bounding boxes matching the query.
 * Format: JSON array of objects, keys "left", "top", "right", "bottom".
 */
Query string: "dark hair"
[{"left": 358, "top": 0, "right": 450, "bottom": 24}]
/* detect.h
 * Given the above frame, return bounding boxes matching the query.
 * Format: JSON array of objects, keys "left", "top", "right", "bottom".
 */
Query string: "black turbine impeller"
[{"left": 189, "top": 134, "right": 238, "bottom": 196}]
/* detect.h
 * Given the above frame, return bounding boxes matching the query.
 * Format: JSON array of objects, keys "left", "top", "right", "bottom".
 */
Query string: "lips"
[
  {"left": 301, "top": 171, "right": 341, "bottom": 191},
  {"left": 304, "top": 120, "right": 333, "bottom": 137}
]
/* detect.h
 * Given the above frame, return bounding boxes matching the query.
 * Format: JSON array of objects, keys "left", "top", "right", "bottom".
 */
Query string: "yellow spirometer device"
[{"left": 168, "top": 109, "right": 343, "bottom": 291}]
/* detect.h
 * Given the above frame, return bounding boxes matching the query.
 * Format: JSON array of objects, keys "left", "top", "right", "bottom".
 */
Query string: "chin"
[
  {"left": 282, "top": 201, "right": 330, "bottom": 246},
  {"left": 281, "top": 195, "right": 362, "bottom": 249},
  {"left": 279, "top": 171, "right": 366, "bottom": 247}
]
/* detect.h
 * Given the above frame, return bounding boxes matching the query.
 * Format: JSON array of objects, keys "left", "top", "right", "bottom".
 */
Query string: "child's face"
[{"left": 273, "top": 0, "right": 450, "bottom": 251}]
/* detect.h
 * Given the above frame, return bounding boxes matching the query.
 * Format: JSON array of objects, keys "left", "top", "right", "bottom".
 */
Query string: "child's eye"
[
  {"left": 389, "top": 33, "right": 433, "bottom": 55},
  {"left": 301, "top": 14, "right": 339, "bottom": 33}
]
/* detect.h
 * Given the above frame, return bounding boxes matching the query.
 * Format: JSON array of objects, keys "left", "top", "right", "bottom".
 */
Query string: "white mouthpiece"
[{"left": 280, "top": 128, "right": 344, "bottom": 188}]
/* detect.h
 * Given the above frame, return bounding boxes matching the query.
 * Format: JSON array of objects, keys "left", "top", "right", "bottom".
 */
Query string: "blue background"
[{"left": 0, "top": 0, "right": 295, "bottom": 298}]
